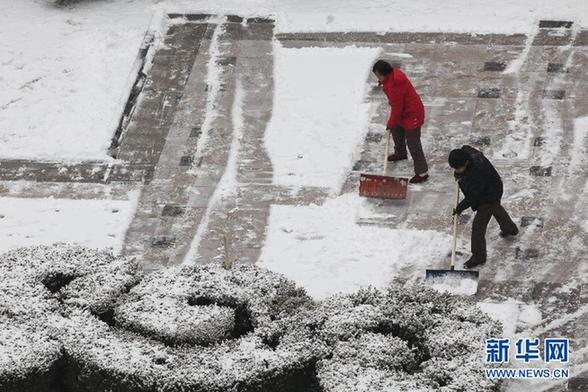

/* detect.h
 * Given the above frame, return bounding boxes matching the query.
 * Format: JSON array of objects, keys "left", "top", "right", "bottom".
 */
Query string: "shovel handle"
[
  {"left": 450, "top": 181, "right": 460, "bottom": 268},
  {"left": 383, "top": 128, "right": 391, "bottom": 175}
]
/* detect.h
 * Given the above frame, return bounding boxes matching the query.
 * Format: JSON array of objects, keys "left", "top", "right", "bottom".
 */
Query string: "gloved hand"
[{"left": 452, "top": 200, "right": 468, "bottom": 216}]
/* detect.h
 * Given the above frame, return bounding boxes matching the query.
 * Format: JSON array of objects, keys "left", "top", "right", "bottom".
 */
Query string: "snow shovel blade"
[
  {"left": 425, "top": 268, "right": 480, "bottom": 295},
  {"left": 359, "top": 173, "right": 408, "bottom": 200},
  {"left": 425, "top": 268, "right": 479, "bottom": 281}
]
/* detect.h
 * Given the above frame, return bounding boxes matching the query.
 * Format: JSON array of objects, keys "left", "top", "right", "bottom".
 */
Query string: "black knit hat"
[{"left": 448, "top": 149, "right": 470, "bottom": 168}]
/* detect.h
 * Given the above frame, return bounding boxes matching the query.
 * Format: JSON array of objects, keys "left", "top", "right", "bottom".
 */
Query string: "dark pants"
[
  {"left": 391, "top": 126, "right": 428, "bottom": 175},
  {"left": 471, "top": 201, "right": 518, "bottom": 262}
]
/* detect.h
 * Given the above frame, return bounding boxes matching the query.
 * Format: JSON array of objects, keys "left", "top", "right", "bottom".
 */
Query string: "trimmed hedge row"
[
  {"left": 298, "top": 286, "right": 503, "bottom": 392},
  {"left": 0, "top": 244, "right": 501, "bottom": 392},
  {"left": 0, "top": 244, "right": 141, "bottom": 392}
]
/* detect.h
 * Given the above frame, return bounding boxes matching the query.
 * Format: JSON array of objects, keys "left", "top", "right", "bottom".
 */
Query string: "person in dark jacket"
[
  {"left": 448, "top": 146, "right": 519, "bottom": 268},
  {"left": 373, "top": 60, "right": 429, "bottom": 184}
]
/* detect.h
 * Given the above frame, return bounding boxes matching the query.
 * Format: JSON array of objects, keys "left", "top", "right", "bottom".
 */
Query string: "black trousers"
[
  {"left": 390, "top": 125, "right": 428, "bottom": 175},
  {"left": 471, "top": 201, "right": 518, "bottom": 262}
]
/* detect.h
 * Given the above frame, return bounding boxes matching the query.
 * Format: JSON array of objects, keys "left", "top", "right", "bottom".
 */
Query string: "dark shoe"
[
  {"left": 387, "top": 154, "right": 407, "bottom": 162},
  {"left": 463, "top": 256, "right": 486, "bottom": 269},
  {"left": 409, "top": 174, "right": 429, "bottom": 184},
  {"left": 499, "top": 229, "right": 519, "bottom": 238}
]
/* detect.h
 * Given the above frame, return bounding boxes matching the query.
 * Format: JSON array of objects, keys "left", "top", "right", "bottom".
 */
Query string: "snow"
[
  {"left": 0, "top": 1, "right": 156, "bottom": 162},
  {"left": 115, "top": 264, "right": 312, "bottom": 345},
  {"left": 2, "top": 1, "right": 587, "bottom": 161},
  {"left": 189, "top": 20, "right": 225, "bottom": 168},
  {"left": 259, "top": 193, "right": 450, "bottom": 299},
  {"left": 428, "top": 275, "right": 479, "bottom": 296},
  {"left": 156, "top": 0, "right": 588, "bottom": 34},
  {"left": 0, "top": 190, "right": 139, "bottom": 254},
  {"left": 570, "top": 116, "right": 588, "bottom": 173},
  {"left": 312, "top": 285, "right": 501, "bottom": 392},
  {"left": 184, "top": 78, "right": 244, "bottom": 264},
  {"left": 477, "top": 298, "right": 543, "bottom": 338},
  {"left": 265, "top": 44, "right": 380, "bottom": 192}
]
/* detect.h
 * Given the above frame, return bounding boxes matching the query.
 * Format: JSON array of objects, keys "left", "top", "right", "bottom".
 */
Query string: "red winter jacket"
[{"left": 380, "top": 68, "right": 425, "bottom": 130}]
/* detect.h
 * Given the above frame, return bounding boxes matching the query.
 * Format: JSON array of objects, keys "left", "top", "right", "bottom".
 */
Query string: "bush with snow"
[
  {"left": 0, "top": 244, "right": 501, "bottom": 392},
  {"left": 285, "top": 284, "right": 503, "bottom": 392},
  {"left": 114, "top": 264, "right": 313, "bottom": 346},
  {"left": 62, "top": 308, "right": 327, "bottom": 392},
  {"left": 0, "top": 244, "right": 141, "bottom": 392},
  {"left": 0, "top": 315, "right": 62, "bottom": 392},
  {"left": 0, "top": 244, "right": 141, "bottom": 321},
  {"left": 62, "top": 265, "right": 325, "bottom": 392}
]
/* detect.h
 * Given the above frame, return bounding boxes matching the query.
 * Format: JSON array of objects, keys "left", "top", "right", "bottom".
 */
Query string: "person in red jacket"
[{"left": 373, "top": 60, "right": 429, "bottom": 184}]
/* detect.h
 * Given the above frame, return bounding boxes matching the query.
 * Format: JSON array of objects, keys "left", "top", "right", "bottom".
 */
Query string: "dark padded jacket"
[{"left": 455, "top": 145, "right": 503, "bottom": 212}]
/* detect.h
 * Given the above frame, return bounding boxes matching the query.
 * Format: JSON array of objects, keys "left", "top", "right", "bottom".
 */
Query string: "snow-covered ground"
[
  {"left": 0, "top": 190, "right": 139, "bottom": 253},
  {"left": 0, "top": 1, "right": 154, "bottom": 162},
  {"left": 265, "top": 45, "right": 379, "bottom": 191},
  {"left": 2, "top": 1, "right": 588, "bottom": 161},
  {"left": 259, "top": 193, "right": 451, "bottom": 298}
]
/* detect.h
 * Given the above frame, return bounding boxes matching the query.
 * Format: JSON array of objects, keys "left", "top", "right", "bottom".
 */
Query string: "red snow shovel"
[
  {"left": 359, "top": 129, "right": 408, "bottom": 200},
  {"left": 425, "top": 182, "right": 479, "bottom": 293}
]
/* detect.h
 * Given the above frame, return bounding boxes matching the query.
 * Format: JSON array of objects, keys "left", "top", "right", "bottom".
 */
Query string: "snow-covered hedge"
[
  {"left": 0, "top": 244, "right": 142, "bottom": 392},
  {"left": 0, "top": 315, "right": 62, "bottom": 392},
  {"left": 0, "top": 244, "right": 142, "bottom": 321},
  {"left": 63, "top": 265, "right": 325, "bottom": 392},
  {"left": 0, "top": 244, "right": 501, "bottom": 392},
  {"left": 297, "top": 285, "right": 503, "bottom": 392},
  {"left": 61, "top": 309, "right": 327, "bottom": 392},
  {"left": 114, "top": 264, "right": 313, "bottom": 346}
]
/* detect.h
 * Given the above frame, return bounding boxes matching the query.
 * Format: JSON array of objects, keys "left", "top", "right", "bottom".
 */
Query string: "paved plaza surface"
[{"left": 0, "top": 15, "right": 586, "bottom": 390}]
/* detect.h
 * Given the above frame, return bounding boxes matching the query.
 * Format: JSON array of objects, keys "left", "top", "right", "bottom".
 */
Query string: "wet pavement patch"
[
  {"left": 458, "top": 214, "right": 471, "bottom": 224},
  {"left": 189, "top": 126, "right": 202, "bottom": 138},
  {"left": 353, "top": 160, "right": 374, "bottom": 171},
  {"left": 217, "top": 56, "right": 237, "bottom": 66},
  {"left": 568, "top": 376, "right": 588, "bottom": 391},
  {"left": 162, "top": 205, "right": 186, "bottom": 217},
  {"left": 516, "top": 247, "right": 539, "bottom": 260},
  {"left": 521, "top": 216, "right": 544, "bottom": 228},
  {"left": 472, "top": 136, "right": 491, "bottom": 146},
  {"left": 533, "top": 137, "right": 545, "bottom": 147},
  {"left": 151, "top": 236, "right": 176, "bottom": 248},
  {"left": 539, "top": 20, "right": 573, "bottom": 29},
  {"left": 167, "top": 13, "right": 211, "bottom": 21},
  {"left": 483, "top": 61, "right": 506, "bottom": 71},
  {"left": 365, "top": 133, "right": 384, "bottom": 143},
  {"left": 530, "top": 166, "right": 552, "bottom": 176},
  {"left": 543, "top": 89, "right": 565, "bottom": 99},
  {"left": 547, "top": 63, "right": 566, "bottom": 73},
  {"left": 179, "top": 156, "right": 193, "bottom": 166},
  {"left": 478, "top": 88, "right": 500, "bottom": 98}
]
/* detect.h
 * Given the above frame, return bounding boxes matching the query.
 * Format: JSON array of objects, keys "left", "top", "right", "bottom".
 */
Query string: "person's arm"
[{"left": 453, "top": 197, "right": 471, "bottom": 215}]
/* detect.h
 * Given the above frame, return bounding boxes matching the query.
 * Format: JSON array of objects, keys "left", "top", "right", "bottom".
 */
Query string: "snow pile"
[
  {"left": 264, "top": 44, "right": 380, "bottom": 191},
  {"left": 115, "top": 264, "right": 313, "bottom": 346},
  {"left": 259, "top": 193, "right": 451, "bottom": 298},
  {"left": 287, "top": 284, "right": 502, "bottom": 392},
  {"left": 427, "top": 275, "right": 479, "bottom": 296}
]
